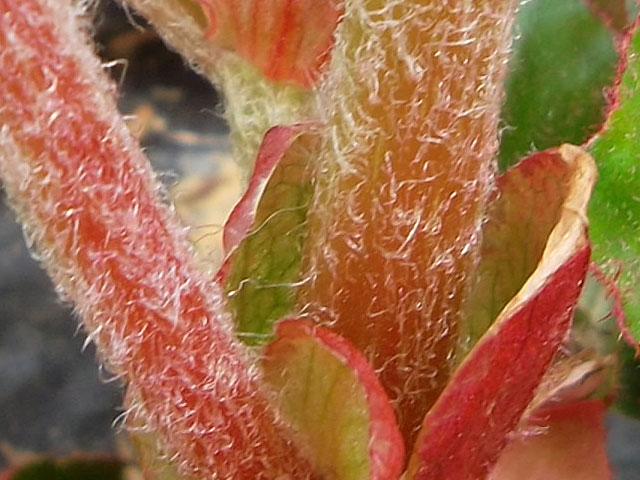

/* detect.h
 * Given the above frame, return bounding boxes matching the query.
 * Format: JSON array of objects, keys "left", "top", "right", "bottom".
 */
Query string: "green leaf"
[
  {"left": 3, "top": 457, "right": 126, "bottom": 480},
  {"left": 221, "top": 126, "right": 318, "bottom": 344},
  {"left": 588, "top": 20, "right": 640, "bottom": 342},
  {"left": 262, "top": 319, "right": 404, "bottom": 480},
  {"left": 500, "top": 0, "right": 618, "bottom": 170}
]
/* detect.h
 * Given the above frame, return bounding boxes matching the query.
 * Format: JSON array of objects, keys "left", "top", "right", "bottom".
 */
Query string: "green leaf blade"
[
  {"left": 588, "top": 20, "right": 640, "bottom": 342},
  {"left": 500, "top": 0, "right": 618, "bottom": 170},
  {"left": 221, "top": 126, "right": 318, "bottom": 344},
  {"left": 263, "top": 319, "right": 404, "bottom": 480}
]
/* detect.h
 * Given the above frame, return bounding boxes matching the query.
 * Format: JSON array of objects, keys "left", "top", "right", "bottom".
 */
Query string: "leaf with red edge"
[
  {"left": 192, "top": 0, "right": 342, "bottom": 87},
  {"left": 461, "top": 148, "right": 577, "bottom": 350},
  {"left": 222, "top": 125, "right": 314, "bottom": 253},
  {"left": 262, "top": 319, "right": 404, "bottom": 480},
  {"left": 404, "top": 145, "right": 595, "bottom": 480},
  {"left": 488, "top": 400, "right": 611, "bottom": 480},
  {"left": 219, "top": 126, "right": 318, "bottom": 344},
  {"left": 587, "top": 15, "right": 640, "bottom": 344}
]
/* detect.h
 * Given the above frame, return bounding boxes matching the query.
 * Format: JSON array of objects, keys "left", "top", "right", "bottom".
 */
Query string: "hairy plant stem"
[{"left": 300, "top": 0, "right": 517, "bottom": 446}]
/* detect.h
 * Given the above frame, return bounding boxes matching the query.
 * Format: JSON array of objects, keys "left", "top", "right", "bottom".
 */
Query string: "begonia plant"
[{"left": 1, "top": 0, "right": 640, "bottom": 479}]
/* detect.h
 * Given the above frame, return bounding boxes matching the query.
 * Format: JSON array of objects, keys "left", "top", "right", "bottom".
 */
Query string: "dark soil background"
[{"left": 1, "top": 2, "right": 639, "bottom": 477}]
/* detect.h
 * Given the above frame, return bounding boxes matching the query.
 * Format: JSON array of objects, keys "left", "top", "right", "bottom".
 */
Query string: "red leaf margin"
[
  {"left": 222, "top": 124, "right": 310, "bottom": 254},
  {"left": 265, "top": 319, "right": 406, "bottom": 480},
  {"left": 404, "top": 145, "right": 596, "bottom": 479},
  {"left": 584, "top": 12, "right": 640, "bottom": 350},
  {"left": 215, "top": 124, "right": 315, "bottom": 285}
]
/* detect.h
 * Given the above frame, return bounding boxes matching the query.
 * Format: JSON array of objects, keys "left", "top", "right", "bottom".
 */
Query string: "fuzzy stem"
[
  {"left": 0, "top": 1, "right": 315, "bottom": 477},
  {"left": 300, "top": 0, "right": 517, "bottom": 446}
]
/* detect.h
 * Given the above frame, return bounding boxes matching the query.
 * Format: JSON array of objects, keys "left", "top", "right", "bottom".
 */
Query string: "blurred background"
[{"left": 0, "top": 1, "right": 639, "bottom": 478}]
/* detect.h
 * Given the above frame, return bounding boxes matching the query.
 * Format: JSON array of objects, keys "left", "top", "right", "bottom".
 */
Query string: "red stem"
[{"left": 0, "top": 1, "right": 314, "bottom": 477}]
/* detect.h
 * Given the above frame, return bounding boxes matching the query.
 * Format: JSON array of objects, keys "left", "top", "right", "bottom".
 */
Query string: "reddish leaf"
[
  {"left": 488, "top": 400, "right": 611, "bottom": 480},
  {"left": 405, "top": 247, "right": 590, "bottom": 480},
  {"left": 194, "top": 0, "right": 342, "bottom": 87},
  {"left": 404, "top": 145, "right": 595, "bottom": 479},
  {"left": 461, "top": 148, "right": 576, "bottom": 350},
  {"left": 263, "top": 319, "right": 404, "bottom": 480}
]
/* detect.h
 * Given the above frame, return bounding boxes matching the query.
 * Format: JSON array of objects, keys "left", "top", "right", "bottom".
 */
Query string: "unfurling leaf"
[
  {"left": 462, "top": 148, "right": 579, "bottom": 350},
  {"left": 192, "top": 0, "right": 343, "bottom": 87},
  {"left": 405, "top": 145, "right": 595, "bottom": 480}
]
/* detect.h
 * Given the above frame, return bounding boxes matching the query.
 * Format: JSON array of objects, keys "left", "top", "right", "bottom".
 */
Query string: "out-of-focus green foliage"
[
  {"left": 500, "top": 0, "right": 618, "bottom": 170},
  {"left": 6, "top": 457, "right": 125, "bottom": 480}
]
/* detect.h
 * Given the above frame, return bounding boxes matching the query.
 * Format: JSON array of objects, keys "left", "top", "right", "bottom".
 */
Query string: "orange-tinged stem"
[
  {"left": 0, "top": 1, "right": 315, "bottom": 478},
  {"left": 300, "top": 0, "right": 516, "bottom": 446}
]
